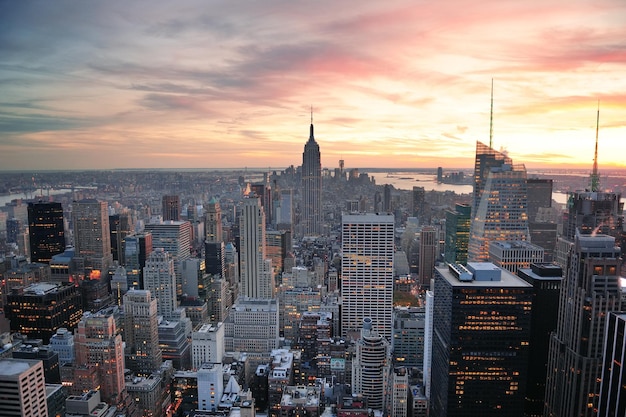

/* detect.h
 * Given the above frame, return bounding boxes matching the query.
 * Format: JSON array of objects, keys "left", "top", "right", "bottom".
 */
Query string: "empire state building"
[{"left": 301, "top": 116, "right": 322, "bottom": 236}]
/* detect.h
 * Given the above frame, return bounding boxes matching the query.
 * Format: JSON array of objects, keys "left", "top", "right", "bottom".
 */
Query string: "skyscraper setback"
[{"left": 301, "top": 115, "right": 322, "bottom": 236}]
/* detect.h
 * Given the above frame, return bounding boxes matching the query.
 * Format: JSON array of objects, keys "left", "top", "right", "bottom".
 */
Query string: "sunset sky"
[{"left": 1, "top": 0, "right": 625, "bottom": 171}]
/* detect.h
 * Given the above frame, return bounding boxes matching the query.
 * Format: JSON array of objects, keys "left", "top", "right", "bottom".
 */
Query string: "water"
[
  {"left": 373, "top": 172, "right": 473, "bottom": 194},
  {"left": 0, "top": 189, "right": 73, "bottom": 207}
]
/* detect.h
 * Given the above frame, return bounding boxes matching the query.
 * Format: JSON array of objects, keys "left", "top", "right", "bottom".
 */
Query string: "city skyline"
[{"left": 1, "top": 1, "right": 626, "bottom": 171}]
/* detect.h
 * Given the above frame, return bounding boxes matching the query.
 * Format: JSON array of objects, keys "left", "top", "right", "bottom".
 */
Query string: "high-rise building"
[
  {"left": 123, "top": 289, "right": 162, "bottom": 375},
  {"left": 412, "top": 186, "right": 426, "bottom": 220},
  {"left": 162, "top": 195, "right": 180, "bottom": 221},
  {"left": 526, "top": 178, "right": 553, "bottom": 222},
  {"left": 418, "top": 226, "right": 438, "bottom": 287},
  {"left": 598, "top": 312, "right": 626, "bottom": 417},
  {"left": 205, "top": 197, "right": 223, "bottom": 243},
  {"left": 5, "top": 282, "right": 83, "bottom": 344},
  {"left": 444, "top": 203, "right": 471, "bottom": 265},
  {"left": 0, "top": 358, "right": 48, "bottom": 417},
  {"left": 301, "top": 116, "right": 322, "bottom": 236},
  {"left": 563, "top": 191, "right": 623, "bottom": 242},
  {"left": 266, "top": 229, "right": 291, "bottom": 274},
  {"left": 383, "top": 184, "right": 392, "bottom": 212},
  {"left": 341, "top": 213, "right": 394, "bottom": 340},
  {"left": 239, "top": 197, "right": 274, "bottom": 299},
  {"left": 122, "top": 232, "right": 152, "bottom": 289},
  {"left": 144, "top": 220, "right": 192, "bottom": 296},
  {"left": 49, "top": 327, "right": 75, "bottom": 365},
  {"left": 392, "top": 306, "right": 425, "bottom": 369},
  {"left": 275, "top": 188, "right": 293, "bottom": 233},
  {"left": 74, "top": 310, "right": 126, "bottom": 407},
  {"left": 468, "top": 158, "right": 529, "bottom": 262},
  {"left": 143, "top": 249, "right": 177, "bottom": 318},
  {"left": 544, "top": 233, "right": 622, "bottom": 417},
  {"left": 471, "top": 141, "right": 513, "bottom": 216},
  {"left": 197, "top": 363, "right": 224, "bottom": 412},
  {"left": 517, "top": 263, "right": 563, "bottom": 417},
  {"left": 390, "top": 367, "right": 409, "bottom": 417},
  {"left": 430, "top": 263, "right": 532, "bottom": 417},
  {"left": 224, "top": 297, "right": 280, "bottom": 353},
  {"left": 250, "top": 183, "right": 273, "bottom": 226},
  {"left": 72, "top": 199, "right": 113, "bottom": 275},
  {"left": 351, "top": 318, "right": 391, "bottom": 412},
  {"left": 28, "top": 201, "right": 65, "bottom": 264}
]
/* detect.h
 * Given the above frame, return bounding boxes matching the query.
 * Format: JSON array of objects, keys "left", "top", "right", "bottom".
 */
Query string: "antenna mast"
[
  {"left": 590, "top": 101, "right": 600, "bottom": 192},
  {"left": 489, "top": 78, "right": 494, "bottom": 149}
]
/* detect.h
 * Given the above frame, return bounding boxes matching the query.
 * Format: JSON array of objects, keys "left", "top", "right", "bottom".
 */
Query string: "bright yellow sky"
[{"left": 1, "top": 0, "right": 625, "bottom": 171}]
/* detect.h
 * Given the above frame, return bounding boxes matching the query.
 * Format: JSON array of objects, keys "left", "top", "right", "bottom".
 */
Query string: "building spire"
[
  {"left": 489, "top": 78, "right": 494, "bottom": 149},
  {"left": 309, "top": 105, "right": 314, "bottom": 140},
  {"left": 590, "top": 100, "right": 600, "bottom": 192}
]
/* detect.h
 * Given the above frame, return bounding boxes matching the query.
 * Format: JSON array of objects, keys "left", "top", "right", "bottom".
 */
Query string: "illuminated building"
[
  {"left": 122, "top": 232, "right": 152, "bottom": 289},
  {"left": 301, "top": 115, "right": 322, "bottom": 236},
  {"left": 517, "top": 263, "right": 562, "bottom": 417},
  {"left": 0, "top": 358, "right": 48, "bottom": 417},
  {"left": 598, "top": 312, "right": 626, "bottom": 417},
  {"left": 341, "top": 213, "right": 394, "bottom": 340},
  {"left": 5, "top": 282, "right": 83, "bottom": 344},
  {"left": 143, "top": 249, "right": 177, "bottom": 318},
  {"left": 430, "top": 263, "right": 532, "bottom": 417},
  {"left": 468, "top": 160, "right": 529, "bottom": 262},
  {"left": 28, "top": 201, "right": 65, "bottom": 264},
  {"left": 162, "top": 195, "right": 180, "bottom": 221},
  {"left": 488, "top": 240, "right": 544, "bottom": 274},
  {"left": 123, "top": 289, "right": 162, "bottom": 375},
  {"left": 74, "top": 309, "right": 126, "bottom": 407},
  {"left": 351, "top": 318, "right": 391, "bottom": 412},
  {"left": 391, "top": 367, "right": 409, "bottom": 417},
  {"left": 471, "top": 141, "right": 512, "bottom": 216},
  {"left": 392, "top": 306, "right": 425, "bottom": 369},
  {"left": 544, "top": 233, "right": 622, "bottom": 417},
  {"left": 144, "top": 220, "right": 192, "bottom": 297},
  {"left": 239, "top": 197, "right": 274, "bottom": 299},
  {"left": 72, "top": 199, "right": 112, "bottom": 275},
  {"left": 444, "top": 203, "right": 471, "bottom": 265}
]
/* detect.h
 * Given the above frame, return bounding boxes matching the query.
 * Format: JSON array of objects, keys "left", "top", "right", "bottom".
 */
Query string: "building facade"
[{"left": 301, "top": 119, "right": 322, "bottom": 236}]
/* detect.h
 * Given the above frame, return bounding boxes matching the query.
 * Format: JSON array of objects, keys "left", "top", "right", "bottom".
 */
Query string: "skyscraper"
[
  {"left": 74, "top": 310, "right": 126, "bottom": 407},
  {"left": 444, "top": 203, "right": 471, "bottom": 264},
  {"left": 122, "top": 232, "right": 153, "bottom": 289},
  {"left": 471, "top": 141, "right": 512, "bottom": 216},
  {"left": 544, "top": 233, "right": 622, "bottom": 417},
  {"left": 598, "top": 312, "right": 626, "bottom": 417},
  {"left": 28, "top": 201, "right": 65, "bottom": 264},
  {"left": 351, "top": 318, "right": 391, "bottom": 412},
  {"left": 123, "top": 289, "right": 162, "bottom": 375},
  {"left": 468, "top": 158, "right": 529, "bottom": 262},
  {"left": 341, "top": 213, "right": 394, "bottom": 340},
  {"left": 418, "top": 226, "right": 438, "bottom": 287},
  {"left": 430, "top": 263, "right": 532, "bottom": 417},
  {"left": 301, "top": 115, "right": 322, "bottom": 236},
  {"left": 72, "top": 199, "right": 113, "bottom": 275},
  {"left": 144, "top": 220, "right": 192, "bottom": 296},
  {"left": 143, "top": 248, "right": 177, "bottom": 318},
  {"left": 239, "top": 197, "right": 274, "bottom": 299},
  {"left": 205, "top": 197, "right": 223, "bottom": 243},
  {"left": 517, "top": 263, "right": 563, "bottom": 417},
  {"left": 162, "top": 195, "right": 180, "bottom": 221}
]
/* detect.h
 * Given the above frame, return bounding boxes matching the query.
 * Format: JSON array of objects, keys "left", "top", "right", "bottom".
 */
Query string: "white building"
[
  {"left": 198, "top": 363, "right": 224, "bottom": 412},
  {"left": 192, "top": 322, "right": 225, "bottom": 369},
  {"left": 49, "top": 327, "right": 75, "bottom": 364},
  {"left": 224, "top": 297, "right": 279, "bottom": 353},
  {"left": 488, "top": 240, "right": 544, "bottom": 274},
  {"left": 341, "top": 213, "right": 394, "bottom": 340}
]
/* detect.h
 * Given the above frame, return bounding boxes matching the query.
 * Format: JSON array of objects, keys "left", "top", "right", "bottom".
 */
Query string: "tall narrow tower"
[
  {"left": 123, "top": 289, "right": 162, "bottom": 375},
  {"left": 301, "top": 112, "right": 322, "bottom": 236},
  {"left": 143, "top": 248, "right": 178, "bottom": 318},
  {"left": 239, "top": 197, "right": 274, "bottom": 299},
  {"left": 544, "top": 233, "right": 622, "bottom": 417},
  {"left": 72, "top": 199, "right": 113, "bottom": 274},
  {"left": 162, "top": 195, "right": 180, "bottom": 221}
]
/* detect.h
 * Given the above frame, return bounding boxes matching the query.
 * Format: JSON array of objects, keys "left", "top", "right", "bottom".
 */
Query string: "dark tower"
[
  {"left": 28, "top": 201, "right": 65, "bottom": 263},
  {"left": 301, "top": 110, "right": 322, "bottom": 236},
  {"left": 162, "top": 195, "right": 180, "bottom": 221}
]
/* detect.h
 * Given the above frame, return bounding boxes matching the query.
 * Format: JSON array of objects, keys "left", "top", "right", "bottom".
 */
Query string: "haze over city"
[{"left": 1, "top": 0, "right": 626, "bottom": 171}]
